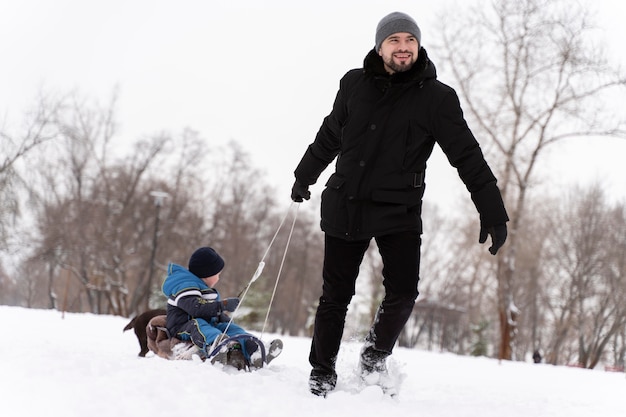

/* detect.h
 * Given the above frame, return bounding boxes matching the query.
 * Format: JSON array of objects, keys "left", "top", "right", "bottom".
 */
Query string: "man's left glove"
[{"left": 479, "top": 223, "right": 507, "bottom": 255}]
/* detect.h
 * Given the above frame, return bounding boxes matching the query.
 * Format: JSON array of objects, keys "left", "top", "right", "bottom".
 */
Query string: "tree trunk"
[{"left": 497, "top": 249, "right": 518, "bottom": 360}]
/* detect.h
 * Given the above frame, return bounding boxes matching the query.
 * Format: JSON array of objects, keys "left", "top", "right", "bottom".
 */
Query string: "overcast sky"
[{"left": 1, "top": 0, "right": 625, "bottom": 210}]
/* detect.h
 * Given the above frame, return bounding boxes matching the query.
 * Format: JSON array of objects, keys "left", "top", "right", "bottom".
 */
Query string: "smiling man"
[
  {"left": 291, "top": 11, "right": 509, "bottom": 397},
  {"left": 377, "top": 32, "right": 418, "bottom": 74}
]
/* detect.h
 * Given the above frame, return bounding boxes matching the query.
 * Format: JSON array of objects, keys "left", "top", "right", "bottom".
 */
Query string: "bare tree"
[
  {"left": 17, "top": 93, "right": 208, "bottom": 315},
  {"left": 198, "top": 141, "right": 279, "bottom": 296},
  {"left": 541, "top": 185, "right": 626, "bottom": 367},
  {"left": 436, "top": 0, "right": 626, "bottom": 359},
  {"left": 506, "top": 208, "right": 549, "bottom": 359},
  {"left": 0, "top": 92, "right": 63, "bottom": 252}
]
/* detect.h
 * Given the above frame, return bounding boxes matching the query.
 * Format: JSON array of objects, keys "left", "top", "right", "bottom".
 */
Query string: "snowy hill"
[{"left": 1, "top": 306, "right": 624, "bottom": 417}]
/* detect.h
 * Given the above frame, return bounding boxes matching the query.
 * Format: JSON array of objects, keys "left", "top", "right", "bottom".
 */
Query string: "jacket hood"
[
  {"left": 161, "top": 263, "right": 210, "bottom": 297},
  {"left": 363, "top": 46, "right": 436, "bottom": 87}
]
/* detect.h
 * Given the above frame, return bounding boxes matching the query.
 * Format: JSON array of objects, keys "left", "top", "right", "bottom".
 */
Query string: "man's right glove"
[
  {"left": 221, "top": 297, "right": 240, "bottom": 312},
  {"left": 479, "top": 223, "right": 508, "bottom": 255},
  {"left": 291, "top": 180, "right": 311, "bottom": 202}
]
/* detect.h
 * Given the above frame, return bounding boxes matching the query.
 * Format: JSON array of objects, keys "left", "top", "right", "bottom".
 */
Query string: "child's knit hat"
[{"left": 188, "top": 247, "right": 225, "bottom": 278}]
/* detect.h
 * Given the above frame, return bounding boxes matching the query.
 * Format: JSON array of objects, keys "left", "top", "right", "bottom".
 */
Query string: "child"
[{"left": 161, "top": 246, "right": 281, "bottom": 369}]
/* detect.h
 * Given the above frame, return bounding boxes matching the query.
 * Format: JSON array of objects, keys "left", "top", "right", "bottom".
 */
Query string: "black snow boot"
[
  {"left": 359, "top": 344, "right": 398, "bottom": 396},
  {"left": 309, "top": 369, "right": 337, "bottom": 397},
  {"left": 359, "top": 345, "right": 390, "bottom": 376}
]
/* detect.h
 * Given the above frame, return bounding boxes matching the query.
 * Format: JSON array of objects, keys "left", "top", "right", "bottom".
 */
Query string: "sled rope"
[
  {"left": 218, "top": 202, "right": 299, "bottom": 341},
  {"left": 260, "top": 202, "right": 299, "bottom": 338},
  {"left": 236, "top": 201, "right": 296, "bottom": 303}
]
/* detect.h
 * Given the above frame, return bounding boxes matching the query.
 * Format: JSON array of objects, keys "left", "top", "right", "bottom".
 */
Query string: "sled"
[{"left": 145, "top": 314, "right": 281, "bottom": 371}]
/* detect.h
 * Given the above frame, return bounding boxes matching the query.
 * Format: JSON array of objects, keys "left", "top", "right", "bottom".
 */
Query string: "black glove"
[
  {"left": 479, "top": 223, "right": 507, "bottom": 255},
  {"left": 221, "top": 297, "right": 240, "bottom": 312},
  {"left": 291, "top": 180, "right": 311, "bottom": 202}
]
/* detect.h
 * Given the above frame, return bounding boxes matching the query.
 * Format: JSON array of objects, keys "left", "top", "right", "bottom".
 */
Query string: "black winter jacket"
[{"left": 294, "top": 47, "right": 508, "bottom": 240}]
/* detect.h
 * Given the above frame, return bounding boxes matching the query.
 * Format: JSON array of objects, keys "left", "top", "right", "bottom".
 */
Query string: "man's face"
[{"left": 378, "top": 32, "right": 419, "bottom": 74}]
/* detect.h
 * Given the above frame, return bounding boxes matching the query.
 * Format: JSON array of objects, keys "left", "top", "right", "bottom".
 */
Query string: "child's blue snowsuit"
[{"left": 161, "top": 263, "right": 249, "bottom": 356}]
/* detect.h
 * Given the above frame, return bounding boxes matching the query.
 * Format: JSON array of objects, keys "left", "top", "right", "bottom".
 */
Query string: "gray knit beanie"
[{"left": 375, "top": 12, "right": 421, "bottom": 51}]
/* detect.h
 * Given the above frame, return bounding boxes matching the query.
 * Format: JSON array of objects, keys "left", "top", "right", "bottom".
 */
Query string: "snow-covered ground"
[{"left": 1, "top": 305, "right": 624, "bottom": 417}]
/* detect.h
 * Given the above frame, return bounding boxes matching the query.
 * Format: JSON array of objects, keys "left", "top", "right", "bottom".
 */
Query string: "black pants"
[{"left": 309, "top": 230, "right": 421, "bottom": 375}]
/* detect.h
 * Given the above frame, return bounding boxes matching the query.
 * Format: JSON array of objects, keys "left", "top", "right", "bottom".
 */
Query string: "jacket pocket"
[
  {"left": 325, "top": 173, "right": 345, "bottom": 189},
  {"left": 321, "top": 174, "right": 348, "bottom": 232}
]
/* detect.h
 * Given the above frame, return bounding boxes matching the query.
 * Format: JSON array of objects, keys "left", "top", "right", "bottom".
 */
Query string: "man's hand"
[
  {"left": 291, "top": 181, "right": 311, "bottom": 202},
  {"left": 479, "top": 223, "right": 507, "bottom": 255}
]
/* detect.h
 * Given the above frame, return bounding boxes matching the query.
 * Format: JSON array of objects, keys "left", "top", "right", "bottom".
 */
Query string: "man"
[{"left": 291, "top": 12, "right": 508, "bottom": 397}]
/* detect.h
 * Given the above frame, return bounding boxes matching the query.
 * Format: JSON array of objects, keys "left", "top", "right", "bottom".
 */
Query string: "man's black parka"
[{"left": 294, "top": 47, "right": 508, "bottom": 240}]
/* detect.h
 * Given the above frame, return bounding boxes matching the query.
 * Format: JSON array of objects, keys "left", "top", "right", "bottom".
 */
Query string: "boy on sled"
[{"left": 158, "top": 246, "right": 282, "bottom": 370}]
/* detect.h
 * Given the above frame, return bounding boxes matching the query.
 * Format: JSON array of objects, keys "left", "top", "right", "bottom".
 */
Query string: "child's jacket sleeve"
[{"left": 169, "top": 288, "right": 224, "bottom": 321}]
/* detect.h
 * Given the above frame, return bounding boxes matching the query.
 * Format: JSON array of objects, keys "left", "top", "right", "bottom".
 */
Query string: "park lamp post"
[{"left": 145, "top": 190, "right": 169, "bottom": 310}]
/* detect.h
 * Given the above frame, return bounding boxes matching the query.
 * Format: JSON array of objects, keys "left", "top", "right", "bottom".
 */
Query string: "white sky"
[{"left": 1, "top": 0, "right": 625, "bottom": 211}]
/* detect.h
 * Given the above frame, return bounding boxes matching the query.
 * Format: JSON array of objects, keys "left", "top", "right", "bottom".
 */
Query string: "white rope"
[
  {"left": 217, "top": 202, "right": 298, "bottom": 343},
  {"left": 236, "top": 201, "right": 295, "bottom": 302},
  {"left": 260, "top": 203, "right": 299, "bottom": 339}
]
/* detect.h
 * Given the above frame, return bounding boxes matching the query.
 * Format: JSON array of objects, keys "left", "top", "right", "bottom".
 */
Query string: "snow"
[{"left": 1, "top": 305, "right": 624, "bottom": 417}]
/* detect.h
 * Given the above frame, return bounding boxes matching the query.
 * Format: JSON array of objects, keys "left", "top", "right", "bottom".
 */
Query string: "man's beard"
[{"left": 383, "top": 53, "right": 416, "bottom": 73}]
